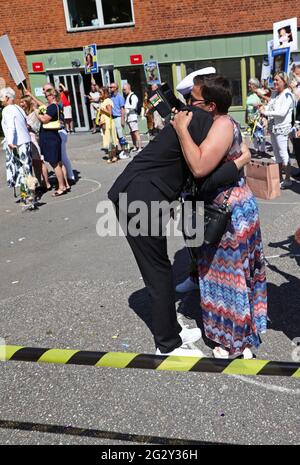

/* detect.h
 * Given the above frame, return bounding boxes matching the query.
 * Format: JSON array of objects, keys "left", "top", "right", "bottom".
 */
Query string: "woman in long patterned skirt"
[
  {"left": 171, "top": 74, "right": 267, "bottom": 358},
  {"left": 0, "top": 87, "right": 36, "bottom": 209}
]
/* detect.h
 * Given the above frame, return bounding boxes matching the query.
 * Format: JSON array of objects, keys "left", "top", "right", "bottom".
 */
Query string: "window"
[
  {"left": 185, "top": 58, "right": 243, "bottom": 106},
  {"left": 254, "top": 56, "right": 264, "bottom": 83},
  {"left": 65, "top": 0, "right": 134, "bottom": 30}
]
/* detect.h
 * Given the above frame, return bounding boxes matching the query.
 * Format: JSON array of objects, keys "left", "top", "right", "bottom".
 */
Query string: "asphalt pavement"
[{"left": 0, "top": 130, "right": 299, "bottom": 445}]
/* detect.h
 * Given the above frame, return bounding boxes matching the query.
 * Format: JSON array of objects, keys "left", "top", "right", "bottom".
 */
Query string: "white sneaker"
[
  {"left": 156, "top": 345, "right": 203, "bottom": 357},
  {"left": 280, "top": 180, "right": 292, "bottom": 190},
  {"left": 242, "top": 348, "right": 253, "bottom": 359},
  {"left": 180, "top": 326, "right": 202, "bottom": 344},
  {"left": 118, "top": 151, "right": 130, "bottom": 160},
  {"left": 175, "top": 277, "right": 199, "bottom": 293}
]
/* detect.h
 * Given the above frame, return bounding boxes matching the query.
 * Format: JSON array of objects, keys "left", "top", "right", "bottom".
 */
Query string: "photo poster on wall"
[
  {"left": 273, "top": 17, "right": 298, "bottom": 52},
  {"left": 144, "top": 60, "right": 161, "bottom": 85},
  {"left": 83, "top": 44, "right": 98, "bottom": 74}
]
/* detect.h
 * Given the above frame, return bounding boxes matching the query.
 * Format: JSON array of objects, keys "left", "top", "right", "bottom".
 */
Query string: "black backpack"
[{"left": 129, "top": 93, "right": 142, "bottom": 116}]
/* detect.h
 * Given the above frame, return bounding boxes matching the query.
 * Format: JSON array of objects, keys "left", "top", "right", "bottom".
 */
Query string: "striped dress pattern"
[{"left": 198, "top": 117, "right": 268, "bottom": 355}]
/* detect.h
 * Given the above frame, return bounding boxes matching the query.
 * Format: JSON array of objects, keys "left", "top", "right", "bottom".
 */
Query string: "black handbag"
[{"left": 203, "top": 187, "right": 234, "bottom": 245}]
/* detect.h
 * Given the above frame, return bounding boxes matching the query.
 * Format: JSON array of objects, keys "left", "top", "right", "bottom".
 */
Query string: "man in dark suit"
[{"left": 108, "top": 76, "right": 249, "bottom": 356}]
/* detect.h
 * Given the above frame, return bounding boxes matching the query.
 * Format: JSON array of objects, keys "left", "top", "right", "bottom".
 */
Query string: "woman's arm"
[
  {"left": 171, "top": 111, "right": 234, "bottom": 178},
  {"left": 197, "top": 143, "right": 251, "bottom": 194},
  {"left": 101, "top": 104, "right": 112, "bottom": 117},
  {"left": 262, "top": 92, "right": 293, "bottom": 118},
  {"left": 25, "top": 89, "right": 44, "bottom": 108},
  {"left": 36, "top": 111, "right": 52, "bottom": 124}
]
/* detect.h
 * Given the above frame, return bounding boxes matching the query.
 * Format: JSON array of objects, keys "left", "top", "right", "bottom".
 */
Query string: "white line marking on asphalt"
[
  {"left": 265, "top": 254, "right": 300, "bottom": 259},
  {"left": 46, "top": 179, "right": 101, "bottom": 205},
  {"left": 258, "top": 201, "right": 300, "bottom": 205},
  {"left": 233, "top": 375, "right": 300, "bottom": 395},
  {"left": 0, "top": 179, "right": 102, "bottom": 216}
]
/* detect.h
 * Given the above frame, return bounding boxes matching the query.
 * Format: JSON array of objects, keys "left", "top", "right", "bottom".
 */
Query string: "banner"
[
  {"left": 273, "top": 17, "right": 298, "bottom": 52},
  {"left": 272, "top": 47, "right": 291, "bottom": 77},
  {"left": 144, "top": 60, "right": 161, "bottom": 86},
  {"left": 0, "top": 35, "right": 26, "bottom": 86},
  {"left": 83, "top": 44, "right": 98, "bottom": 74}
]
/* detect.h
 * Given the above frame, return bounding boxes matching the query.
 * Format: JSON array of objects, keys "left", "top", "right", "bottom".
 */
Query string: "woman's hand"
[
  {"left": 8, "top": 144, "right": 17, "bottom": 150},
  {"left": 235, "top": 143, "right": 251, "bottom": 169},
  {"left": 170, "top": 110, "right": 193, "bottom": 134}
]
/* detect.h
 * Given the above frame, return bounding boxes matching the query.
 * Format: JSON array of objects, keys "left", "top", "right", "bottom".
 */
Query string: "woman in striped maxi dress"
[{"left": 172, "top": 74, "right": 267, "bottom": 358}]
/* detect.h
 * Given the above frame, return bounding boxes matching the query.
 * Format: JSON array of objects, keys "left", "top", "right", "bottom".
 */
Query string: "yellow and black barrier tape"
[{"left": 0, "top": 345, "right": 299, "bottom": 377}]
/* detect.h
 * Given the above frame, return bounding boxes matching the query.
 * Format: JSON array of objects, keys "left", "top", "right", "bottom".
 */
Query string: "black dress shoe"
[{"left": 292, "top": 170, "right": 300, "bottom": 178}]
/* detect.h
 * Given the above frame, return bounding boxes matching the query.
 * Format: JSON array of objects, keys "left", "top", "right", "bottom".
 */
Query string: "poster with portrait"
[
  {"left": 144, "top": 60, "right": 161, "bottom": 85},
  {"left": 273, "top": 17, "right": 298, "bottom": 52},
  {"left": 83, "top": 44, "right": 98, "bottom": 74},
  {"left": 261, "top": 57, "right": 271, "bottom": 82},
  {"left": 271, "top": 47, "right": 291, "bottom": 81}
]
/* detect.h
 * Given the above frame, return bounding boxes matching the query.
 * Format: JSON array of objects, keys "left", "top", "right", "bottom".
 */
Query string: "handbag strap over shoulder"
[{"left": 221, "top": 186, "right": 235, "bottom": 210}]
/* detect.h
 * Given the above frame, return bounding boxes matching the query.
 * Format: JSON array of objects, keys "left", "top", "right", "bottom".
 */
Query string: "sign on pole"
[
  {"left": 273, "top": 17, "right": 298, "bottom": 52},
  {"left": 0, "top": 34, "right": 26, "bottom": 86},
  {"left": 144, "top": 60, "right": 161, "bottom": 86},
  {"left": 83, "top": 44, "right": 98, "bottom": 74}
]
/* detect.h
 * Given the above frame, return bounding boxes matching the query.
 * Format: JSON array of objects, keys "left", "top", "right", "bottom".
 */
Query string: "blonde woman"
[
  {"left": 20, "top": 96, "right": 51, "bottom": 191},
  {"left": 98, "top": 87, "right": 118, "bottom": 163},
  {"left": 259, "top": 72, "right": 294, "bottom": 189},
  {"left": 36, "top": 88, "right": 67, "bottom": 197}
]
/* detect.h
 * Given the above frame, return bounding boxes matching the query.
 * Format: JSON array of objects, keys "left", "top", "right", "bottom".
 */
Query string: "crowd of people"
[
  {"left": 245, "top": 63, "right": 300, "bottom": 189},
  {"left": 0, "top": 83, "right": 76, "bottom": 209},
  {"left": 85, "top": 80, "right": 166, "bottom": 163},
  {"left": 1, "top": 62, "right": 300, "bottom": 359}
]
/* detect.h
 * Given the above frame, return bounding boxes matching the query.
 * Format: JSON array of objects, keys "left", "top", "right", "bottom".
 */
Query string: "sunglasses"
[{"left": 190, "top": 95, "right": 208, "bottom": 106}]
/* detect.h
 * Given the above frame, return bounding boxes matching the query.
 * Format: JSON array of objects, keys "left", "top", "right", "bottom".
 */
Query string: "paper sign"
[
  {"left": 83, "top": 44, "right": 98, "bottom": 74},
  {"left": 34, "top": 87, "right": 44, "bottom": 97},
  {"left": 273, "top": 17, "right": 298, "bottom": 52},
  {"left": 0, "top": 34, "right": 26, "bottom": 86},
  {"left": 144, "top": 60, "right": 161, "bottom": 85}
]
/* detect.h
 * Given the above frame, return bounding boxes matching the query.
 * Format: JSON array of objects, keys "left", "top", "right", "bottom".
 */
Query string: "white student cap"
[{"left": 176, "top": 67, "right": 217, "bottom": 96}]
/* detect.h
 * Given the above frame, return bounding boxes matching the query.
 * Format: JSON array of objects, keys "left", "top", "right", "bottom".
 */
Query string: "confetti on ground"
[{"left": 11, "top": 281, "right": 19, "bottom": 284}]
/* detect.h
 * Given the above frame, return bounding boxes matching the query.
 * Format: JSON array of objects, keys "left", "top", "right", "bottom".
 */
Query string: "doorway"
[{"left": 48, "top": 71, "right": 90, "bottom": 131}]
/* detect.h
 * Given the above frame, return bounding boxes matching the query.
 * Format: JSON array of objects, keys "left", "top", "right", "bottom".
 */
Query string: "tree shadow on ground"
[
  {"left": 128, "top": 246, "right": 214, "bottom": 349},
  {"left": 128, "top": 235, "right": 300, "bottom": 349},
  {"left": 266, "top": 235, "right": 300, "bottom": 341}
]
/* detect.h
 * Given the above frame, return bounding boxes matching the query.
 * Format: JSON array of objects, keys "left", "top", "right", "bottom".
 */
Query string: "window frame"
[
  {"left": 63, "top": 0, "right": 135, "bottom": 32},
  {"left": 183, "top": 57, "right": 246, "bottom": 111}
]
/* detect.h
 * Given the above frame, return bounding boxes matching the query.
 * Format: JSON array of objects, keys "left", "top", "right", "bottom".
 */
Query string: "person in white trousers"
[{"left": 259, "top": 72, "right": 294, "bottom": 189}]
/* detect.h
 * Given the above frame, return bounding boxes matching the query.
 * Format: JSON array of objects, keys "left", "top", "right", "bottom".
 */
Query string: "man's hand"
[
  {"left": 170, "top": 110, "right": 193, "bottom": 133},
  {"left": 8, "top": 144, "right": 17, "bottom": 150}
]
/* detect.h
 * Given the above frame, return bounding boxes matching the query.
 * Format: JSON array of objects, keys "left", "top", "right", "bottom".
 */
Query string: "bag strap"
[
  {"left": 221, "top": 186, "right": 235, "bottom": 209},
  {"left": 14, "top": 105, "right": 28, "bottom": 124}
]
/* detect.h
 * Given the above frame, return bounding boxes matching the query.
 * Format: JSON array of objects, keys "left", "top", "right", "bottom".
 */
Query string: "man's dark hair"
[{"left": 193, "top": 74, "right": 232, "bottom": 113}]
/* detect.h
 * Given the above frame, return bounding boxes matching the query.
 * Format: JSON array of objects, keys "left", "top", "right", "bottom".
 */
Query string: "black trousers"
[{"left": 115, "top": 177, "right": 182, "bottom": 353}]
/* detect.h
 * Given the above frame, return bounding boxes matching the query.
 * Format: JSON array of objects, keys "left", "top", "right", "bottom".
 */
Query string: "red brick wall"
[{"left": 0, "top": 0, "right": 297, "bottom": 88}]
